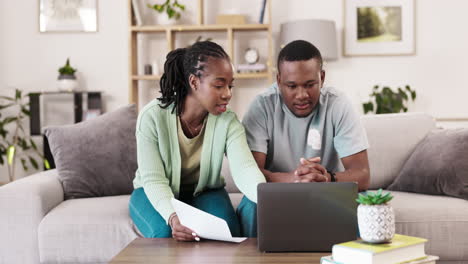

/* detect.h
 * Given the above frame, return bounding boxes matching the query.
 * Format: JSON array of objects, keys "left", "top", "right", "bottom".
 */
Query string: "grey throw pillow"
[
  {"left": 44, "top": 105, "right": 138, "bottom": 199},
  {"left": 387, "top": 128, "right": 468, "bottom": 200}
]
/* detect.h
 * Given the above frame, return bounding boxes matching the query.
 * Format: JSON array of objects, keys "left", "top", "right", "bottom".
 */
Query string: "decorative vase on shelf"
[
  {"left": 155, "top": 13, "right": 177, "bottom": 26},
  {"left": 57, "top": 74, "right": 78, "bottom": 92},
  {"left": 356, "top": 189, "right": 395, "bottom": 243},
  {"left": 57, "top": 58, "right": 79, "bottom": 92}
]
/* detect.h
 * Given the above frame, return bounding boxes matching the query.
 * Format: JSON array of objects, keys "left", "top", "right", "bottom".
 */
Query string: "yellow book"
[
  {"left": 321, "top": 255, "right": 439, "bottom": 264},
  {"left": 332, "top": 234, "right": 428, "bottom": 264}
]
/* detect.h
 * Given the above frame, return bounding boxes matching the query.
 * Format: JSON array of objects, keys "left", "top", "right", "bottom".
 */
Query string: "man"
[{"left": 236, "top": 40, "right": 370, "bottom": 237}]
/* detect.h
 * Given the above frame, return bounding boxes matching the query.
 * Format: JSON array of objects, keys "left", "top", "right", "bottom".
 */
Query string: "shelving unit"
[{"left": 128, "top": 0, "right": 273, "bottom": 106}]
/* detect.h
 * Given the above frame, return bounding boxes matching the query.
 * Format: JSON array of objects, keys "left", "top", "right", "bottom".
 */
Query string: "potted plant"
[
  {"left": 147, "top": 0, "right": 185, "bottom": 25},
  {"left": 356, "top": 189, "right": 395, "bottom": 243},
  {"left": 363, "top": 85, "right": 416, "bottom": 114},
  {"left": 57, "top": 58, "right": 78, "bottom": 92},
  {"left": 0, "top": 88, "right": 50, "bottom": 182}
]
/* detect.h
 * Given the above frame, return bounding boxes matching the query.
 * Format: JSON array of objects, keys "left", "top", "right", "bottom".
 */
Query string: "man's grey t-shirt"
[{"left": 242, "top": 83, "right": 369, "bottom": 173}]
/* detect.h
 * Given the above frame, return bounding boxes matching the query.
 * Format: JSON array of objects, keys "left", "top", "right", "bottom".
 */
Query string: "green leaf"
[
  {"left": 174, "top": 2, "right": 185, "bottom": 10},
  {"left": 21, "top": 107, "right": 31, "bottom": 116},
  {"left": 29, "top": 156, "right": 39, "bottom": 170},
  {"left": 30, "top": 139, "right": 38, "bottom": 151},
  {"left": 377, "top": 188, "right": 382, "bottom": 196},
  {"left": 21, "top": 158, "right": 28, "bottom": 171},
  {"left": 0, "top": 127, "right": 7, "bottom": 138},
  {"left": 167, "top": 6, "right": 175, "bottom": 18},
  {"left": 18, "top": 138, "right": 29, "bottom": 150},
  {"left": 384, "top": 193, "right": 394, "bottom": 202},
  {"left": 0, "top": 103, "right": 15, "bottom": 110},
  {"left": 149, "top": 3, "right": 165, "bottom": 12},
  {"left": 155, "top": 4, "right": 163, "bottom": 11},
  {"left": 58, "top": 58, "right": 77, "bottom": 75},
  {"left": 363, "top": 102, "right": 374, "bottom": 114},
  {"left": 367, "top": 84, "right": 416, "bottom": 115},
  {"left": 7, "top": 145, "right": 15, "bottom": 165},
  {"left": 15, "top": 89, "right": 22, "bottom": 100},
  {"left": 380, "top": 193, "right": 393, "bottom": 203},
  {"left": 381, "top": 192, "right": 391, "bottom": 199},
  {"left": 44, "top": 159, "right": 51, "bottom": 170},
  {"left": 0, "top": 95, "right": 15, "bottom": 101},
  {"left": 2, "top": 116, "right": 18, "bottom": 124}
]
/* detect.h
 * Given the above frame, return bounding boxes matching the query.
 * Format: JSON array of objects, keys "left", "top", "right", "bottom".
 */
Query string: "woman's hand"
[{"left": 169, "top": 214, "right": 200, "bottom": 242}]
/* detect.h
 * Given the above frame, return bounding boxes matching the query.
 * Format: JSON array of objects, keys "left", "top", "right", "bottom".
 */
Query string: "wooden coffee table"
[{"left": 110, "top": 238, "right": 329, "bottom": 264}]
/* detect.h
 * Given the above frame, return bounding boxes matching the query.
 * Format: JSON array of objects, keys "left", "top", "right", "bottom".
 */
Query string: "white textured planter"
[
  {"left": 57, "top": 74, "right": 78, "bottom": 92},
  {"left": 358, "top": 204, "right": 395, "bottom": 243},
  {"left": 155, "top": 13, "right": 177, "bottom": 25}
]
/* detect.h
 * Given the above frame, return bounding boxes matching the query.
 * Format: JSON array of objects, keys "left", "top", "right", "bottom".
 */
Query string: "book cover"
[
  {"left": 132, "top": 0, "right": 143, "bottom": 26},
  {"left": 258, "top": 0, "right": 267, "bottom": 24},
  {"left": 321, "top": 255, "right": 439, "bottom": 264},
  {"left": 335, "top": 234, "right": 427, "bottom": 254},
  {"left": 332, "top": 234, "right": 428, "bottom": 264},
  {"left": 321, "top": 255, "right": 343, "bottom": 264}
]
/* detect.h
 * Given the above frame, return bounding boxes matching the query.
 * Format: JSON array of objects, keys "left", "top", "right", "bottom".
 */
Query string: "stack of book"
[
  {"left": 321, "top": 234, "right": 439, "bottom": 264},
  {"left": 236, "top": 63, "right": 267, "bottom": 73}
]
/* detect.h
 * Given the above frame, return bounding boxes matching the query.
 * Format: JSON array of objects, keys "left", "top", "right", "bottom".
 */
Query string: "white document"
[{"left": 171, "top": 198, "right": 247, "bottom": 243}]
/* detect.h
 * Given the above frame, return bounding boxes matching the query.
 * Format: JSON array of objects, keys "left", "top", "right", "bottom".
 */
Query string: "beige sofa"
[{"left": 0, "top": 113, "right": 467, "bottom": 264}]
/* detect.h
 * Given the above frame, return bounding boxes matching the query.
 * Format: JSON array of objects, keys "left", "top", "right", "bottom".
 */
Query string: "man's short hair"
[{"left": 277, "top": 40, "right": 323, "bottom": 72}]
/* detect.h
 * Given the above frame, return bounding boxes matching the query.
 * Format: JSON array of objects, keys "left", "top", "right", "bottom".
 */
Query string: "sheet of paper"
[{"left": 171, "top": 198, "right": 247, "bottom": 243}]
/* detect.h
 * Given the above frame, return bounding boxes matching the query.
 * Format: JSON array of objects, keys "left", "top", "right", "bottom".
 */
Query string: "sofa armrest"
[{"left": 0, "top": 169, "right": 64, "bottom": 264}]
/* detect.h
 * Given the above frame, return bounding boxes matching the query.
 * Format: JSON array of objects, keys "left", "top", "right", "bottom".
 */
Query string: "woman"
[{"left": 129, "top": 41, "right": 266, "bottom": 241}]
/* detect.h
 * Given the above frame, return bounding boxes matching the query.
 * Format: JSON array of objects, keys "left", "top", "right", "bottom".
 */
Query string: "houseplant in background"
[
  {"left": 57, "top": 58, "right": 78, "bottom": 92},
  {"left": 0, "top": 88, "right": 50, "bottom": 182},
  {"left": 363, "top": 85, "right": 416, "bottom": 114},
  {"left": 356, "top": 189, "right": 395, "bottom": 243},
  {"left": 147, "top": 0, "right": 185, "bottom": 24}
]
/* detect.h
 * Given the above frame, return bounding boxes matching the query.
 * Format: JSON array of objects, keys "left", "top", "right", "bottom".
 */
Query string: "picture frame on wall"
[
  {"left": 344, "top": 0, "right": 415, "bottom": 56},
  {"left": 39, "top": 0, "right": 98, "bottom": 32}
]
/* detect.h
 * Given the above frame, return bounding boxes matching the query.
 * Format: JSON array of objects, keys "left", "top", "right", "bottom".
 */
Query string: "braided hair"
[{"left": 158, "top": 41, "right": 230, "bottom": 115}]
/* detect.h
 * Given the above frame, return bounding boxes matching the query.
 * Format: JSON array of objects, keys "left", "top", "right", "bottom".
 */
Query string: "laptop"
[{"left": 257, "top": 182, "right": 358, "bottom": 252}]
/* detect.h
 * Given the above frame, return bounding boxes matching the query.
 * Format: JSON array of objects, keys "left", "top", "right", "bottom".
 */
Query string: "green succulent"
[
  {"left": 356, "top": 188, "right": 393, "bottom": 205},
  {"left": 58, "top": 58, "right": 77, "bottom": 75},
  {"left": 147, "top": 0, "right": 185, "bottom": 20}
]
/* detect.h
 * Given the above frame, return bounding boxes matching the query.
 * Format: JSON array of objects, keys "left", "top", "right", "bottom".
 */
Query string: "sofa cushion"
[
  {"left": 361, "top": 113, "right": 436, "bottom": 189},
  {"left": 388, "top": 128, "right": 468, "bottom": 200},
  {"left": 388, "top": 191, "right": 468, "bottom": 261},
  {"left": 44, "top": 105, "right": 138, "bottom": 199},
  {"left": 38, "top": 195, "right": 139, "bottom": 264}
]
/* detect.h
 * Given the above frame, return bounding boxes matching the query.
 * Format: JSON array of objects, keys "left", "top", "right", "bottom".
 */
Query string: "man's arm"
[{"left": 334, "top": 150, "right": 370, "bottom": 191}]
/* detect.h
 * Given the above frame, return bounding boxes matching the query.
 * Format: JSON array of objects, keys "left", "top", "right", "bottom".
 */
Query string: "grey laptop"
[{"left": 257, "top": 182, "right": 358, "bottom": 252}]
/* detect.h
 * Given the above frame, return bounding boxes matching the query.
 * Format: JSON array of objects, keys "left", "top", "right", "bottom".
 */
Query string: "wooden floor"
[{"left": 110, "top": 238, "right": 329, "bottom": 264}]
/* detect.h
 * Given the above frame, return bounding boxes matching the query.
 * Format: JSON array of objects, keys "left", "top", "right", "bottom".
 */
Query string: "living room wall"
[{"left": 1, "top": 0, "right": 467, "bottom": 182}]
